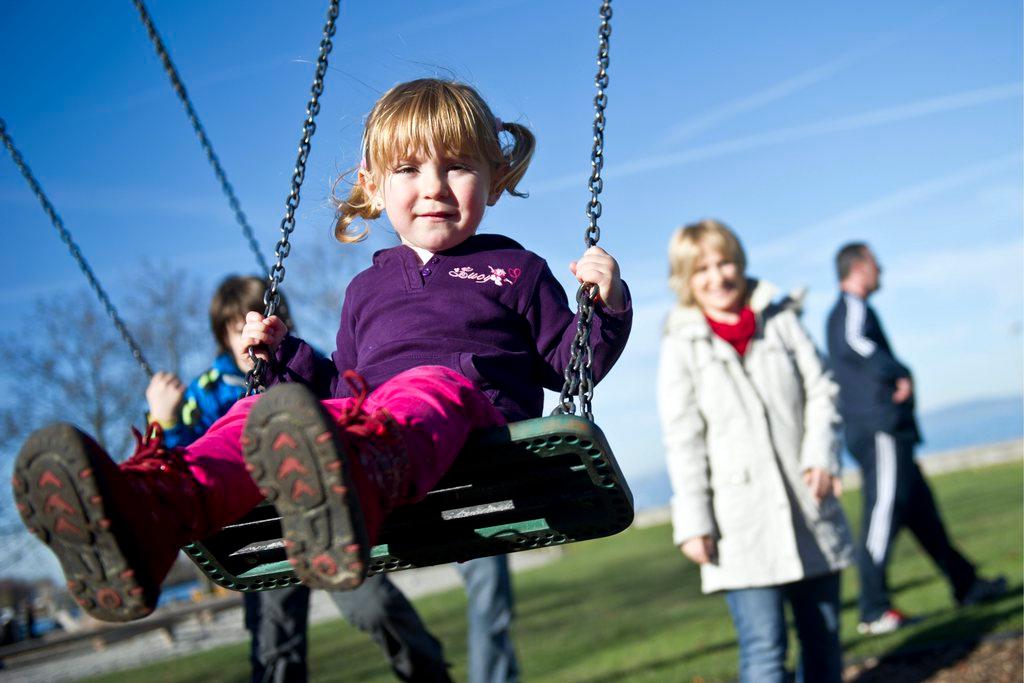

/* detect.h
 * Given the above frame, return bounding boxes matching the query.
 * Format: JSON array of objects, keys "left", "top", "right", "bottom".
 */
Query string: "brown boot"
[
  {"left": 242, "top": 375, "right": 409, "bottom": 591},
  {"left": 12, "top": 423, "right": 207, "bottom": 622}
]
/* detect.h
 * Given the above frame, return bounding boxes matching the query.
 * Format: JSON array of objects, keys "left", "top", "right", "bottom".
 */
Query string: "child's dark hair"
[
  {"left": 209, "top": 275, "right": 294, "bottom": 353},
  {"left": 334, "top": 78, "right": 536, "bottom": 243}
]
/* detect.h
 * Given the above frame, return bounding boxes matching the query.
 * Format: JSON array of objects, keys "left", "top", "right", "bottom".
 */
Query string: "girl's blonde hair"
[
  {"left": 334, "top": 79, "right": 536, "bottom": 243},
  {"left": 667, "top": 219, "right": 748, "bottom": 306}
]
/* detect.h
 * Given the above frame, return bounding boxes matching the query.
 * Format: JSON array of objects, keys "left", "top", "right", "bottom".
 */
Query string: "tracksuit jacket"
[{"left": 825, "top": 293, "right": 920, "bottom": 441}]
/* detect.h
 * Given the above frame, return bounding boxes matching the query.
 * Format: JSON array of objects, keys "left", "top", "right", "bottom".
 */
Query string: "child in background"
[
  {"left": 14, "top": 78, "right": 632, "bottom": 623},
  {"left": 146, "top": 275, "right": 452, "bottom": 682},
  {"left": 144, "top": 276, "right": 268, "bottom": 446}
]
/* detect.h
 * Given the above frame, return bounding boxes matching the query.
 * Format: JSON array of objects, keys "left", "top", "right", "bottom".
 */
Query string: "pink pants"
[{"left": 181, "top": 366, "right": 506, "bottom": 534}]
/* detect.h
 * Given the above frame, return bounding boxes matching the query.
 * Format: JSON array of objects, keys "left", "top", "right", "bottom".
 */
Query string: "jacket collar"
[
  {"left": 371, "top": 233, "right": 524, "bottom": 267},
  {"left": 212, "top": 351, "right": 245, "bottom": 378}
]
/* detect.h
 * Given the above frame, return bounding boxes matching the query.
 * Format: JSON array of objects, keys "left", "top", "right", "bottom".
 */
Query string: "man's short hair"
[{"left": 835, "top": 242, "right": 870, "bottom": 281}]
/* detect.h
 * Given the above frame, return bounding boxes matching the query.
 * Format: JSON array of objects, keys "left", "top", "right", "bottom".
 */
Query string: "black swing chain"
[
  {"left": 0, "top": 118, "right": 154, "bottom": 378},
  {"left": 245, "top": 0, "right": 340, "bottom": 395},
  {"left": 553, "top": 0, "right": 612, "bottom": 421},
  {"left": 131, "top": 0, "right": 270, "bottom": 276}
]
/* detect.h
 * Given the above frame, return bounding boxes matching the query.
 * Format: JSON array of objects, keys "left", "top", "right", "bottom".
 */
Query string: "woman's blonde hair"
[
  {"left": 667, "top": 219, "right": 747, "bottom": 306},
  {"left": 334, "top": 78, "right": 536, "bottom": 243}
]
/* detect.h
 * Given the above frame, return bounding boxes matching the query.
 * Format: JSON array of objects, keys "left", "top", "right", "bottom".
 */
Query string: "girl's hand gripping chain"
[
  {"left": 570, "top": 245, "right": 625, "bottom": 312},
  {"left": 241, "top": 311, "right": 289, "bottom": 363}
]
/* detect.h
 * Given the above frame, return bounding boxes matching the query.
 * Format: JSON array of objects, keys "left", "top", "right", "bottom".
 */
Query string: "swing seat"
[{"left": 183, "top": 414, "right": 633, "bottom": 592}]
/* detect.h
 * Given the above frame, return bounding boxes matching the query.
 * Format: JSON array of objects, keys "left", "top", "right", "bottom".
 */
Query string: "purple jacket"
[{"left": 269, "top": 234, "right": 632, "bottom": 421}]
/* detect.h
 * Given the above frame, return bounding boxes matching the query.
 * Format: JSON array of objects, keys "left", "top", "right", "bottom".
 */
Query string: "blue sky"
[{"left": 2, "top": 0, "right": 1021, "bottom": 496}]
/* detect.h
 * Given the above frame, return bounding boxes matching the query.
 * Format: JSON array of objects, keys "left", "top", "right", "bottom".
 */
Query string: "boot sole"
[
  {"left": 11, "top": 424, "right": 155, "bottom": 622},
  {"left": 242, "top": 384, "right": 370, "bottom": 591}
]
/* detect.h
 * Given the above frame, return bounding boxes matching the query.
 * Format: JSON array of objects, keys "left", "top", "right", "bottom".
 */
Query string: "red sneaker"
[{"left": 857, "top": 608, "right": 910, "bottom": 635}]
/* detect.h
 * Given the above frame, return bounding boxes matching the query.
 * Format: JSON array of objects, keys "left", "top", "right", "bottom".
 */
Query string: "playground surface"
[{"left": 2, "top": 445, "right": 1020, "bottom": 682}]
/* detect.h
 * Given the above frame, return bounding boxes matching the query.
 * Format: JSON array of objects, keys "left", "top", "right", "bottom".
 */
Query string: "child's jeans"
[{"left": 179, "top": 365, "right": 506, "bottom": 535}]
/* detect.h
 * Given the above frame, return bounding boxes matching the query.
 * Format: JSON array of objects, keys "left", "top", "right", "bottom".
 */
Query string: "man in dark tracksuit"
[{"left": 826, "top": 243, "right": 1005, "bottom": 635}]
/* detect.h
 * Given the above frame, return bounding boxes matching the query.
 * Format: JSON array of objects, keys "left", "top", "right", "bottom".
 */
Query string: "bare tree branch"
[
  {"left": 285, "top": 239, "right": 377, "bottom": 350},
  {"left": 0, "top": 264, "right": 208, "bottom": 579}
]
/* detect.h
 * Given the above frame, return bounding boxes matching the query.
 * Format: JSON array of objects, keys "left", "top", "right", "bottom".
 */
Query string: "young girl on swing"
[{"left": 14, "top": 78, "right": 632, "bottom": 622}]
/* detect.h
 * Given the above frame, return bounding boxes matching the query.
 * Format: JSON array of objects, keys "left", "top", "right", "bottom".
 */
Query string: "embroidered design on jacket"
[{"left": 448, "top": 266, "right": 521, "bottom": 287}]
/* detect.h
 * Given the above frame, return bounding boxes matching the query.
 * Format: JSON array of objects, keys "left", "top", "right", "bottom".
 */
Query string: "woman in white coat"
[{"left": 657, "top": 220, "right": 853, "bottom": 683}]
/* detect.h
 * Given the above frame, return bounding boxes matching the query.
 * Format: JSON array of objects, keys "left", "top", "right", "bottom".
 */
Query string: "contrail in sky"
[
  {"left": 751, "top": 153, "right": 1022, "bottom": 264},
  {"left": 663, "top": 3, "right": 962, "bottom": 144},
  {"left": 531, "top": 82, "right": 1022, "bottom": 195},
  {"left": 665, "top": 39, "right": 893, "bottom": 144}
]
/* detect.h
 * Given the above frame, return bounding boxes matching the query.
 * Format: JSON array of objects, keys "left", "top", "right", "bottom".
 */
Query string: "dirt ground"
[{"left": 843, "top": 633, "right": 1023, "bottom": 682}]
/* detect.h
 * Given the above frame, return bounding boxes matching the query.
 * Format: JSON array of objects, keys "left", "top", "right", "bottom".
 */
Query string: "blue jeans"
[
  {"left": 329, "top": 575, "right": 451, "bottom": 682},
  {"left": 457, "top": 555, "right": 520, "bottom": 683},
  {"left": 724, "top": 572, "right": 842, "bottom": 683}
]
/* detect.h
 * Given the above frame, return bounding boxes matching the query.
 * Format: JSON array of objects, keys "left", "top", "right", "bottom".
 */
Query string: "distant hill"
[
  {"left": 918, "top": 395, "right": 1023, "bottom": 454},
  {"left": 628, "top": 394, "right": 1023, "bottom": 511}
]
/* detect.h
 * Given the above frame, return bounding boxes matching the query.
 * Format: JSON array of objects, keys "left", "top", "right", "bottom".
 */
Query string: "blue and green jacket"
[{"left": 160, "top": 352, "right": 247, "bottom": 448}]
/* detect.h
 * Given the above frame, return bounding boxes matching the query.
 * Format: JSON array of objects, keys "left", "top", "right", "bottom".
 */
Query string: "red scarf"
[{"left": 705, "top": 307, "right": 756, "bottom": 357}]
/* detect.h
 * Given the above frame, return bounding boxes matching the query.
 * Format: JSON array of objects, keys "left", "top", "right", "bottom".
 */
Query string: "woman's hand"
[
  {"left": 680, "top": 535, "right": 717, "bottom": 565},
  {"left": 241, "top": 311, "right": 289, "bottom": 362},
  {"left": 146, "top": 371, "right": 185, "bottom": 425},
  {"left": 570, "top": 246, "right": 625, "bottom": 312},
  {"left": 802, "top": 467, "right": 842, "bottom": 503}
]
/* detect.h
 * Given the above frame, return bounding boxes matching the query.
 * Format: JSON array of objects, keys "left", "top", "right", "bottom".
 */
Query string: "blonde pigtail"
[
  {"left": 494, "top": 121, "right": 536, "bottom": 198},
  {"left": 332, "top": 173, "right": 382, "bottom": 244}
]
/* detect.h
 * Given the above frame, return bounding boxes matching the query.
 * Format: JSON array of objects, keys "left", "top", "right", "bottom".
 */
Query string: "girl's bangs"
[{"left": 368, "top": 90, "right": 497, "bottom": 170}]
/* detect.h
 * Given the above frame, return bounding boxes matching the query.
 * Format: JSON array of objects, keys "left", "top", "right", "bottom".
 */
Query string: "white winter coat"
[{"left": 657, "top": 280, "right": 853, "bottom": 593}]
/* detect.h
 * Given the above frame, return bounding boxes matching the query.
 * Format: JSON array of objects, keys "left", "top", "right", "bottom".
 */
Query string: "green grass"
[{"left": 85, "top": 461, "right": 1023, "bottom": 682}]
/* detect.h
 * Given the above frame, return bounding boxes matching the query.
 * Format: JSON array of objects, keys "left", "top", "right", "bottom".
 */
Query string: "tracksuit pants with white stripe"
[{"left": 846, "top": 427, "right": 977, "bottom": 621}]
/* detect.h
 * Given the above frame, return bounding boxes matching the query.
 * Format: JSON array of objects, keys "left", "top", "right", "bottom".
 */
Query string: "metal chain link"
[
  {"left": 554, "top": 0, "right": 612, "bottom": 421},
  {"left": 131, "top": 0, "right": 270, "bottom": 276},
  {"left": 1, "top": 118, "right": 154, "bottom": 378},
  {"left": 245, "top": 0, "right": 340, "bottom": 395}
]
